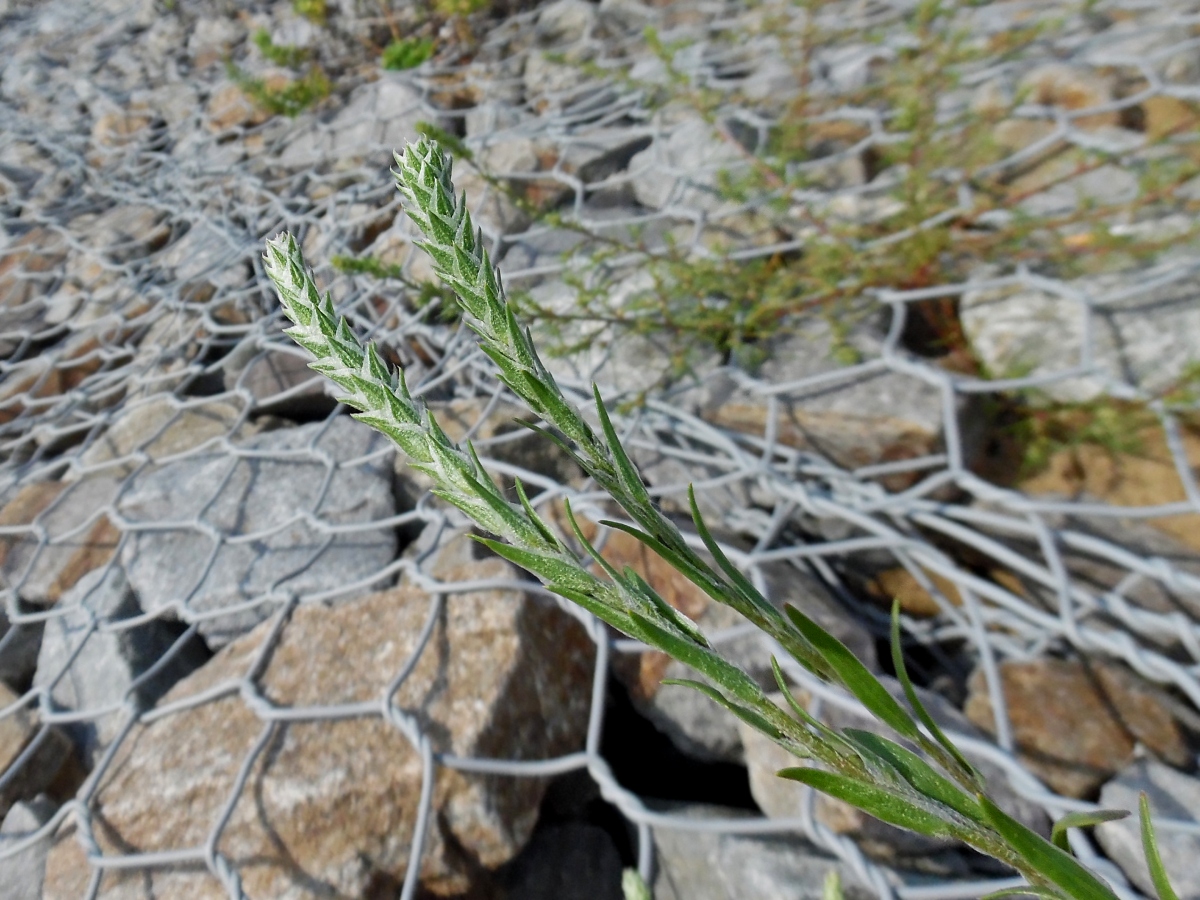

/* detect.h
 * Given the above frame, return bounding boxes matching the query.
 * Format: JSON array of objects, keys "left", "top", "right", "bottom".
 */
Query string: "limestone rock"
[
  {"left": 628, "top": 115, "right": 745, "bottom": 213},
  {"left": 960, "top": 264, "right": 1200, "bottom": 403},
  {"left": 652, "top": 804, "right": 870, "bottom": 900},
  {"left": 535, "top": 0, "right": 596, "bottom": 45},
  {"left": 0, "top": 796, "right": 56, "bottom": 900},
  {"left": 42, "top": 547, "right": 594, "bottom": 898},
  {"left": 0, "top": 478, "right": 122, "bottom": 607},
  {"left": 279, "top": 77, "right": 441, "bottom": 172},
  {"left": 69, "top": 396, "right": 248, "bottom": 481},
  {"left": 963, "top": 658, "right": 1190, "bottom": 798},
  {"left": 80, "top": 204, "right": 170, "bottom": 264},
  {"left": 0, "top": 683, "right": 73, "bottom": 821},
  {"left": 117, "top": 416, "right": 398, "bottom": 646},
  {"left": 33, "top": 567, "right": 207, "bottom": 764},
  {"left": 221, "top": 345, "right": 336, "bottom": 417},
  {"left": 1096, "top": 759, "right": 1200, "bottom": 900},
  {"left": 741, "top": 681, "right": 1049, "bottom": 860}
]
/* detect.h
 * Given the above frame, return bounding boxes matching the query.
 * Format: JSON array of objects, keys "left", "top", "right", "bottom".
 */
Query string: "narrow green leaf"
[
  {"left": 977, "top": 795, "right": 1121, "bottom": 900},
  {"left": 890, "top": 600, "right": 983, "bottom": 788},
  {"left": 1050, "top": 809, "right": 1130, "bottom": 854},
  {"left": 840, "top": 729, "right": 985, "bottom": 824},
  {"left": 686, "top": 485, "right": 777, "bottom": 620},
  {"left": 785, "top": 604, "right": 920, "bottom": 742},
  {"left": 632, "top": 610, "right": 768, "bottom": 709},
  {"left": 622, "top": 567, "right": 710, "bottom": 648},
  {"left": 599, "top": 518, "right": 726, "bottom": 604},
  {"left": 512, "top": 477, "right": 561, "bottom": 551},
  {"left": 979, "top": 888, "right": 1065, "bottom": 900},
  {"left": 1141, "top": 792, "right": 1181, "bottom": 900},
  {"left": 592, "top": 383, "right": 657, "bottom": 510},
  {"left": 777, "top": 767, "right": 959, "bottom": 840},
  {"left": 661, "top": 678, "right": 781, "bottom": 740}
]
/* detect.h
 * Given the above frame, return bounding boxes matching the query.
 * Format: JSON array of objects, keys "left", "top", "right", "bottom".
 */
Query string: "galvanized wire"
[{"left": 2, "top": 0, "right": 1200, "bottom": 897}]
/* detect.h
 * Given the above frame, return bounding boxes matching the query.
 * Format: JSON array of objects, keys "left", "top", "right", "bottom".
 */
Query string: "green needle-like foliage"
[{"left": 264, "top": 138, "right": 1181, "bottom": 899}]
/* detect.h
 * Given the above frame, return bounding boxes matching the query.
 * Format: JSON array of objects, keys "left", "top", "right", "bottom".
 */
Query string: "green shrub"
[
  {"left": 252, "top": 28, "right": 310, "bottom": 68},
  {"left": 381, "top": 37, "right": 436, "bottom": 71}
]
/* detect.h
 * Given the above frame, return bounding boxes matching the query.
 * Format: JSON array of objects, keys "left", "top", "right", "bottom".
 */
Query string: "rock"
[
  {"left": 187, "top": 16, "right": 245, "bottom": 68},
  {"left": 33, "top": 567, "right": 207, "bottom": 765},
  {"left": 525, "top": 270, "right": 724, "bottom": 399},
  {"left": 0, "top": 478, "right": 122, "bottom": 608},
  {"left": 960, "top": 263, "right": 1200, "bottom": 403},
  {"left": 0, "top": 796, "right": 56, "bottom": 900},
  {"left": 0, "top": 682, "right": 73, "bottom": 822},
  {"left": 741, "top": 681, "right": 1049, "bottom": 860},
  {"left": 78, "top": 204, "right": 170, "bottom": 264},
  {"left": 963, "top": 657, "right": 1190, "bottom": 799},
  {"left": 222, "top": 345, "right": 336, "bottom": 417},
  {"left": 1018, "top": 64, "right": 1118, "bottom": 130},
  {"left": 0, "top": 227, "right": 67, "bottom": 347},
  {"left": 155, "top": 218, "right": 252, "bottom": 304},
  {"left": 279, "top": 76, "right": 440, "bottom": 172},
  {"left": 535, "top": 0, "right": 596, "bottom": 45},
  {"left": 1012, "top": 159, "right": 1140, "bottom": 217},
  {"left": 69, "top": 396, "right": 248, "bottom": 481},
  {"left": 117, "top": 416, "right": 398, "bottom": 646},
  {"left": 205, "top": 81, "right": 270, "bottom": 132},
  {"left": 1096, "top": 759, "right": 1200, "bottom": 900},
  {"left": 652, "top": 804, "right": 871, "bottom": 900},
  {"left": 864, "top": 566, "right": 962, "bottom": 618},
  {"left": 41, "top": 543, "right": 594, "bottom": 898},
  {"left": 628, "top": 115, "right": 745, "bottom": 213}
]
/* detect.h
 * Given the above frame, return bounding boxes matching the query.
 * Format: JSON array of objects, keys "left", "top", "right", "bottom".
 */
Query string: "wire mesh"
[{"left": 2, "top": 0, "right": 1200, "bottom": 897}]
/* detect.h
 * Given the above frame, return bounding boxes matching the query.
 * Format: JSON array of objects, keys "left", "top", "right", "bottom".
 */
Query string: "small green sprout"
[{"left": 381, "top": 37, "right": 436, "bottom": 71}]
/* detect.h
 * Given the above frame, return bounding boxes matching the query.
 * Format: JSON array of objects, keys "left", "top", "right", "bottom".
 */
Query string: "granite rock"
[
  {"left": 963, "top": 658, "right": 1190, "bottom": 799},
  {"left": 1096, "top": 759, "right": 1200, "bottom": 900},
  {"left": 42, "top": 542, "right": 595, "bottom": 898},
  {"left": 69, "top": 396, "right": 249, "bottom": 481},
  {"left": 118, "top": 416, "right": 398, "bottom": 647},
  {"left": 652, "top": 804, "right": 871, "bottom": 900},
  {"left": 0, "top": 478, "right": 122, "bottom": 608}
]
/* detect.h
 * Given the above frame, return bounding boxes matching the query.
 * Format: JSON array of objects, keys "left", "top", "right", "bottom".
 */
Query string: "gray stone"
[
  {"left": 118, "top": 417, "right": 398, "bottom": 647},
  {"left": 222, "top": 345, "right": 336, "bottom": 417},
  {"left": 0, "top": 796, "right": 56, "bottom": 900},
  {"left": 33, "top": 567, "right": 206, "bottom": 764},
  {"left": 187, "top": 16, "right": 245, "bottom": 67},
  {"left": 42, "top": 540, "right": 595, "bottom": 899},
  {"left": 279, "top": 77, "right": 441, "bottom": 172},
  {"left": 0, "top": 478, "right": 122, "bottom": 608},
  {"left": 652, "top": 804, "right": 872, "bottom": 900},
  {"left": 628, "top": 115, "right": 745, "bottom": 213},
  {"left": 961, "top": 261, "right": 1200, "bottom": 403},
  {"left": 741, "top": 680, "right": 1048, "bottom": 861},
  {"left": 1096, "top": 759, "right": 1200, "bottom": 900},
  {"left": 70, "top": 396, "right": 249, "bottom": 481},
  {"left": 535, "top": 0, "right": 596, "bottom": 45},
  {"left": 79, "top": 204, "right": 170, "bottom": 264}
]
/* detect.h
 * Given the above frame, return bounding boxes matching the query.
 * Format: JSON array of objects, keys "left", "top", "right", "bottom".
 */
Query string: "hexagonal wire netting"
[{"left": 2, "top": 0, "right": 1200, "bottom": 897}]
